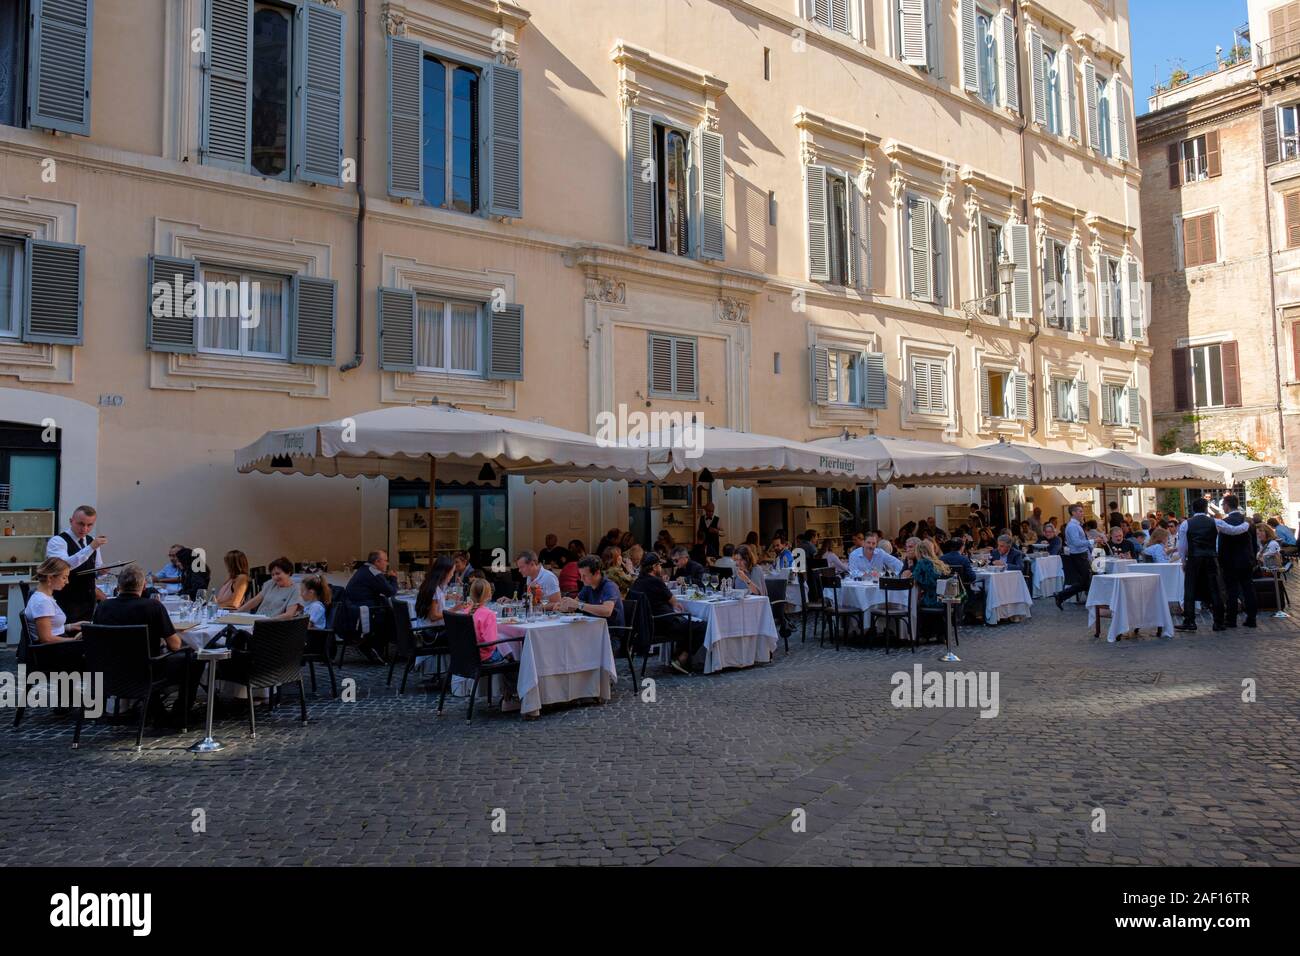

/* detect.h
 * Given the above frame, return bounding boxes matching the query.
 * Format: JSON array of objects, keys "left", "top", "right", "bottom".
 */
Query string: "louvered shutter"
[
  {"left": 1172, "top": 347, "right": 1191, "bottom": 411},
  {"left": 1076, "top": 375, "right": 1090, "bottom": 423},
  {"left": 290, "top": 275, "right": 336, "bottom": 365},
  {"left": 864, "top": 352, "right": 887, "bottom": 408},
  {"left": 387, "top": 36, "right": 422, "bottom": 200},
  {"left": 912, "top": 359, "right": 930, "bottom": 411},
  {"left": 1181, "top": 214, "right": 1199, "bottom": 268},
  {"left": 1072, "top": 246, "right": 1087, "bottom": 333},
  {"left": 28, "top": 0, "right": 93, "bottom": 135},
  {"left": 202, "top": 0, "right": 251, "bottom": 170},
  {"left": 1099, "top": 261, "right": 1114, "bottom": 337},
  {"left": 828, "top": 0, "right": 850, "bottom": 33},
  {"left": 146, "top": 254, "right": 198, "bottom": 353},
  {"left": 1127, "top": 386, "right": 1141, "bottom": 430},
  {"left": 486, "top": 63, "right": 523, "bottom": 218},
  {"left": 930, "top": 361, "right": 947, "bottom": 411},
  {"left": 1000, "top": 11, "right": 1019, "bottom": 113},
  {"left": 1043, "top": 243, "right": 1060, "bottom": 326},
  {"left": 1083, "top": 59, "right": 1099, "bottom": 151},
  {"left": 1030, "top": 29, "right": 1046, "bottom": 126},
  {"left": 295, "top": 1, "right": 345, "bottom": 186},
  {"left": 899, "top": 0, "right": 927, "bottom": 67},
  {"left": 23, "top": 239, "right": 83, "bottom": 344},
  {"left": 1286, "top": 192, "right": 1300, "bottom": 248},
  {"left": 1264, "top": 106, "right": 1280, "bottom": 167},
  {"left": 1008, "top": 222, "right": 1031, "bottom": 318},
  {"left": 930, "top": 203, "right": 947, "bottom": 306},
  {"left": 1101, "top": 384, "right": 1116, "bottom": 425},
  {"left": 806, "top": 164, "right": 829, "bottom": 282},
  {"left": 847, "top": 176, "right": 861, "bottom": 289},
  {"left": 977, "top": 215, "right": 993, "bottom": 300},
  {"left": 1206, "top": 130, "right": 1221, "bottom": 179},
  {"left": 1168, "top": 142, "right": 1182, "bottom": 188},
  {"left": 627, "top": 108, "right": 656, "bottom": 247},
  {"left": 696, "top": 127, "right": 725, "bottom": 261},
  {"left": 1292, "top": 322, "right": 1300, "bottom": 382},
  {"left": 1064, "top": 49, "right": 1079, "bottom": 141},
  {"left": 673, "top": 337, "right": 698, "bottom": 397},
  {"left": 650, "top": 334, "right": 675, "bottom": 395},
  {"left": 809, "top": 346, "right": 830, "bottom": 405},
  {"left": 1221, "top": 340, "right": 1241, "bottom": 408},
  {"left": 1013, "top": 372, "right": 1029, "bottom": 420},
  {"left": 808, "top": 0, "right": 829, "bottom": 29},
  {"left": 851, "top": 178, "right": 871, "bottom": 291},
  {"left": 1199, "top": 214, "right": 1217, "bottom": 265},
  {"left": 907, "top": 196, "right": 932, "bottom": 302},
  {"left": 980, "top": 368, "right": 991, "bottom": 418},
  {"left": 1114, "top": 79, "right": 1130, "bottom": 161},
  {"left": 485, "top": 303, "right": 524, "bottom": 380},
  {"left": 377, "top": 287, "right": 416, "bottom": 371},
  {"left": 1051, "top": 379, "right": 1065, "bottom": 421},
  {"left": 1126, "top": 259, "right": 1143, "bottom": 339},
  {"left": 959, "top": 0, "right": 978, "bottom": 93}
]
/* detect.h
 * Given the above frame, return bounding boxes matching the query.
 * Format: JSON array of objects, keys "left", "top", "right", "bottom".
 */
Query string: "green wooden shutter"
[
  {"left": 146, "top": 254, "right": 198, "bottom": 353},
  {"left": 486, "top": 63, "right": 523, "bottom": 218},
  {"left": 1008, "top": 222, "right": 1031, "bottom": 318},
  {"left": 1043, "top": 242, "right": 1060, "bottom": 326},
  {"left": 1114, "top": 78, "right": 1130, "bottom": 161},
  {"left": 28, "top": 0, "right": 93, "bottom": 135},
  {"left": 673, "top": 336, "right": 697, "bottom": 397},
  {"left": 806, "top": 164, "right": 829, "bottom": 281},
  {"left": 291, "top": 274, "right": 336, "bottom": 365},
  {"left": 959, "top": 0, "right": 978, "bottom": 93},
  {"left": 387, "top": 35, "right": 422, "bottom": 200},
  {"left": 377, "top": 286, "right": 416, "bottom": 371},
  {"left": 847, "top": 176, "right": 862, "bottom": 290},
  {"left": 627, "top": 108, "right": 656, "bottom": 247},
  {"left": 809, "top": 346, "right": 830, "bottom": 405},
  {"left": 295, "top": 1, "right": 345, "bottom": 186},
  {"left": 697, "top": 127, "right": 725, "bottom": 261},
  {"left": 863, "top": 351, "right": 887, "bottom": 409},
  {"left": 485, "top": 303, "right": 524, "bottom": 380},
  {"left": 1076, "top": 375, "right": 1090, "bottom": 423},
  {"left": 1126, "top": 386, "right": 1141, "bottom": 429},
  {"left": 201, "top": 0, "right": 251, "bottom": 170},
  {"left": 650, "top": 333, "right": 675, "bottom": 395},
  {"left": 1101, "top": 384, "right": 1116, "bottom": 424},
  {"left": 23, "top": 239, "right": 83, "bottom": 344}
]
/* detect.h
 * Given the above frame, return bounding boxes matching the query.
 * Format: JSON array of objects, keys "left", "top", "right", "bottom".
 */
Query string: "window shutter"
[
  {"left": 1199, "top": 214, "right": 1217, "bottom": 265},
  {"left": 1172, "top": 347, "right": 1191, "bottom": 411},
  {"left": 201, "top": 0, "right": 251, "bottom": 170},
  {"left": 1083, "top": 59, "right": 1099, "bottom": 150},
  {"left": 828, "top": 0, "right": 850, "bottom": 33},
  {"left": 1126, "top": 259, "right": 1143, "bottom": 339},
  {"left": 933, "top": 361, "right": 947, "bottom": 411},
  {"left": 1293, "top": 323, "right": 1300, "bottom": 382},
  {"left": 1127, "top": 386, "right": 1141, "bottom": 430},
  {"left": 1221, "top": 340, "right": 1241, "bottom": 408},
  {"left": 23, "top": 239, "right": 83, "bottom": 344},
  {"left": 808, "top": 0, "right": 830, "bottom": 29},
  {"left": 146, "top": 254, "right": 198, "bottom": 354},
  {"left": 809, "top": 346, "right": 830, "bottom": 405},
  {"left": 899, "top": 0, "right": 928, "bottom": 67},
  {"left": 979, "top": 369, "right": 991, "bottom": 418},
  {"left": 1182, "top": 214, "right": 1199, "bottom": 268},
  {"left": 851, "top": 178, "right": 872, "bottom": 292},
  {"left": 1072, "top": 246, "right": 1087, "bottom": 333},
  {"left": 999, "top": 11, "right": 1019, "bottom": 113},
  {"left": 1013, "top": 372, "right": 1029, "bottom": 420},
  {"left": 387, "top": 36, "right": 422, "bottom": 200},
  {"left": 1043, "top": 243, "right": 1060, "bottom": 326},
  {"left": 1008, "top": 221, "right": 1031, "bottom": 318},
  {"left": 907, "top": 195, "right": 932, "bottom": 302},
  {"left": 486, "top": 63, "right": 524, "bottom": 218},
  {"left": 485, "top": 303, "right": 524, "bottom": 380},
  {"left": 1051, "top": 379, "right": 1064, "bottom": 421},
  {"left": 672, "top": 337, "right": 697, "bottom": 396},
  {"left": 1167, "top": 142, "right": 1182, "bottom": 188},
  {"left": 290, "top": 275, "right": 336, "bottom": 365},
  {"left": 28, "top": 0, "right": 93, "bottom": 135},
  {"left": 1114, "top": 79, "right": 1130, "bottom": 162},
  {"left": 977, "top": 214, "right": 993, "bottom": 298},
  {"left": 1264, "top": 106, "right": 1280, "bottom": 167},
  {"left": 1076, "top": 375, "right": 1090, "bottom": 423},
  {"left": 912, "top": 359, "right": 930, "bottom": 411},
  {"left": 1064, "top": 49, "right": 1079, "bottom": 141},
  {"left": 1101, "top": 384, "right": 1115, "bottom": 425},
  {"left": 627, "top": 108, "right": 656, "bottom": 248},
  {"left": 295, "top": 1, "right": 345, "bottom": 187},
  {"left": 1285, "top": 192, "right": 1300, "bottom": 248},
  {"left": 806, "top": 164, "right": 830, "bottom": 281},
  {"left": 1029, "top": 29, "right": 1046, "bottom": 126},
  {"left": 650, "top": 334, "right": 675, "bottom": 395},
  {"left": 1099, "top": 262, "right": 1114, "bottom": 337},
  {"left": 377, "top": 287, "right": 416, "bottom": 371},
  {"left": 847, "top": 177, "right": 862, "bottom": 290},
  {"left": 1205, "top": 129, "right": 1221, "bottom": 179},
  {"left": 696, "top": 127, "right": 725, "bottom": 261},
  {"left": 863, "top": 351, "right": 887, "bottom": 408},
  {"left": 930, "top": 201, "right": 947, "bottom": 306},
  {"left": 959, "top": 0, "right": 978, "bottom": 93}
]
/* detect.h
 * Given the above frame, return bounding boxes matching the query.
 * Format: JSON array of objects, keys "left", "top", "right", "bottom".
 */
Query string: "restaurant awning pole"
[{"left": 428, "top": 454, "right": 437, "bottom": 568}]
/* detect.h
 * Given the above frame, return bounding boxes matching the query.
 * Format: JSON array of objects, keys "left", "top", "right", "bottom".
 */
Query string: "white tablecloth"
[
  {"left": 679, "top": 596, "right": 778, "bottom": 674},
  {"left": 1125, "top": 562, "right": 1185, "bottom": 606},
  {"left": 1086, "top": 573, "right": 1174, "bottom": 642},
  {"left": 498, "top": 616, "right": 616, "bottom": 717},
  {"left": 976, "top": 570, "right": 1033, "bottom": 624},
  {"left": 836, "top": 580, "right": 920, "bottom": 642},
  {"left": 1028, "top": 555, "right": 1064, "bottom": 598},
  {"left": 1102, "top": 557, "right": 1138, "bottom": 575}
]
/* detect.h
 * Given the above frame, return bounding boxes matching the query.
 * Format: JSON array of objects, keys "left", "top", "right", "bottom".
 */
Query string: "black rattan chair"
[
  {"left": 605, "top": 597, "right": 638, "bottom": 690},
  {"left": 74, "top": 623, "right": 192, "bottom": 750},
  {"left": 302, "top": 614, "right": 338, "bottom": 698},
  {"left": 386, "top": 596, "right": 444, "bottom": 693},
  {"left": 14, "top": 610, "right": 87, "bottom": 729},
  {"left": 869, "top": 578, "right": 915, "bottom": 654},
  {"left": 216, "top": 616, "right": 309, "bottom": 738},
  {"left": 436, "top": 611, "right": 520, "bottom": 722}
]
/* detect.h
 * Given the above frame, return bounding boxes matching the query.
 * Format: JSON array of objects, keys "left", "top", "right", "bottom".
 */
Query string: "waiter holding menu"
[{"left": 45, "top": 504, "right": 108, "bottom": 624}]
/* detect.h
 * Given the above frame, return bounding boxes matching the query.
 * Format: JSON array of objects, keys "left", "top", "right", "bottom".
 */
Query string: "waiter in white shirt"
[{"left": 45, "top": 504, "right": 108, "bottom": 624}]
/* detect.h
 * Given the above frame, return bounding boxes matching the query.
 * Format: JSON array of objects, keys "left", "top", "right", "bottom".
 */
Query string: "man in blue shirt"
[
  {"left": 848, "top": 532, "right": 904, "bottom": 576},
  {"left": 1055, "top": 504, "right": 1093, "bottom": 608},
  {"left": 939, "top": 538, "right": 976, "bottom": 585},
  {"left": 562, "top": 554, "right": 625, "bottom": 629},
  {"left": 1270, "top": 518, "right": 1296, "bottom": 546}
]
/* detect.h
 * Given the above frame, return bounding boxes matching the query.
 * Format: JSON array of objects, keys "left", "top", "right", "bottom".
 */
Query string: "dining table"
[
  {"left": 975, "top": 568, "right": 1034, "bottom": 624},
  {"left": 1026, "top": 553, "right": 1064, "bottom": 598},
  {"left": 1124, "top": 562, "right": 1185, "bottom": 607},
  {"left": 835, "top": 578, "right": 919, "bottom": 642},
  {"left": 495, "top": 614, "right": 617, "bottom": 716},
  {"left": 1086, "top": 573, "right": 1175, "bottom": 642},
  {"left": 677, "top": 593, "right": 778, "bottom": 674}
]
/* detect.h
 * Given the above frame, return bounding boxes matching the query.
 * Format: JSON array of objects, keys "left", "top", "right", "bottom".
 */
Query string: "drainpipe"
[{"left": 339, "top": 0, "right": 367, "bottom": 373}]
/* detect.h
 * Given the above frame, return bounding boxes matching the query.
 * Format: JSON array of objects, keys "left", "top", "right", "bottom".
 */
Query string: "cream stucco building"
[{"left": 0, "top": 0, "right": 1146, "bottom": 579}]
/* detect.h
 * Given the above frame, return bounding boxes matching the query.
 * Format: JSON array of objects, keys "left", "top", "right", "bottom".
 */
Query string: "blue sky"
[{"left": 1131, "top": 0, "right": 1251, "bottom": 114}]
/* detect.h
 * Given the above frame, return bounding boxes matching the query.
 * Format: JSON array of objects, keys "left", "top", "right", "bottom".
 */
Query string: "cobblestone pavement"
[{"left": 1, "top": 595, "right": 1297, "bottom": 866}]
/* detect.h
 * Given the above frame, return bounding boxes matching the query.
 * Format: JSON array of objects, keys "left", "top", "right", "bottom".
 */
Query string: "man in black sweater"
[
  {"left": 1218, "top": 494, "right": 1259, "bottom": 628},
  {"left": 1176, "top": 499, "right": 1238, "bottom": 633},
  {"left": 343, "top": 550, "right": 400, "bottom": 661}
]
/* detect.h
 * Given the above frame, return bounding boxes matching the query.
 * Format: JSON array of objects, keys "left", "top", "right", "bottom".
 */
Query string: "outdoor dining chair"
[
  {"left": 817, "top": 571, "right": 862, "bottom": 650},
  {"left": 216, "top": 616, "right": 309, "bottom": 738},
  {"left": 797, "top": 570, "right": 826, "bottom": 642},
  {"left": 436, "top": 611, "right": 520, "bottom": 722},
  {"left": 74, "top": 623, "right": 192, "bottom": 751},
  {"left": 386, "top": 595, "right": 445, "bottom": 694},
  {"left": 869, "top": 578, "right": 915, "bottom": 654},
  {"left": 763, "top": 576, "right": 792, "bottom": 654},
  {"left": 605, "top": 595, "right": 638, "bottom": 690},
  {"left": 13, "top": 611, "right": 86, "bottom": 729}
]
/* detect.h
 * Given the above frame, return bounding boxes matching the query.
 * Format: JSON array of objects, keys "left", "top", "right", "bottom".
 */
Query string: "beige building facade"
[{"left": 0, "top": 0, "right": 1145, "bottom": 578}]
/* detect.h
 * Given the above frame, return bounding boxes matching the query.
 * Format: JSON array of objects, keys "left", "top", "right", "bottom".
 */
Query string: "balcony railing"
[{"left": 1258, "top": 25, "right": 1300, "bottom": 69}]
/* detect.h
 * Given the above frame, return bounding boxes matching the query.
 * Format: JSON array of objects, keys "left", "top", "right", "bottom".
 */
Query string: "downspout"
[{"left": 339, "top": 0, "right": 367, "bottom": 373}]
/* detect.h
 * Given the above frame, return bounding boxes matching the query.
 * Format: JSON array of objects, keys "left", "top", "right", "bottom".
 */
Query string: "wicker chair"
[
  {"left": 74, "top": 623, "right": 192, "bottom": 750},
  {"left": 14, "top": 610, "right": 87, "bottom": 729},
  {"left": 216, "top": 616, "right": 309, "bottom": 738},
  {"left": 386, "top": 596, "right": 445, "bottom": 693},
  {"left": 436, "top": 611, "right": 520, "bottom": 722}
]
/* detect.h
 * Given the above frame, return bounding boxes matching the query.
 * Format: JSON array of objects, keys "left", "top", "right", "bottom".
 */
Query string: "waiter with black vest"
[
  {"left": 1217, "top": 494, "right": 1259, "bottom": 628},
  {"left": 44, "top": 504, "right": 108, "bottom": 625},
  {"left": 1174, "top": 497, "right": 1251, "bottom": 633}
]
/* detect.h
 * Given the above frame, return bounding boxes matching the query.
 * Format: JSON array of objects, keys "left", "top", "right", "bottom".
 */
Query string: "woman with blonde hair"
[
  {"left": 911, "top": 539, "right": 952, "bottom": 611},
  {"left": 26, "top": 557, "right": 83, "bottom": 644},
  {"left": 215, "top": 549, "right": 251, "bottom": 609}
]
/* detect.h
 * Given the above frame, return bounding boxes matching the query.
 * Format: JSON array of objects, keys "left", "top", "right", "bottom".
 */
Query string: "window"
[
  {"left": 422, "top": 57, "right": 480, "bottom": 213},
  {"left": 1052, "top": 377, "right": 1077, "bottom": 422},
  {"left": 1190, "top": 344, "right": 1225, "bottom": 408},
  {"left": 415, "top": 297, "right": 482, "bottom": 375},
  {"left": 1182, "top": 136, "right": 1208, "bottom": 183},
  {"left": 196, "top": 266, "right": 289, "bottom": 360},
  {"left": 628, "top": 110, "right": 724, "bottom": 261},
  {"left": 806, "top": 164, "right": 864, "bottom": 287},
  {"left": 911, "top": 356, "right": 948, "bottom": 414},
  {"left": 976, "top": 11, "right": 998, "bottom": 106},
  {"left": 826, "top": 172, "right": 850, "bottom": 286},
  {"left": 251, "top": 4, "right": 293, "bottom": 179},
  {"left": 808, "top": 0, "right": 851, "bottom": 35},
  {"left": 1281, "top": 104, "right": 1300, "bottom": 160},
  {"left": 1102, "top": 257, "right": 1124, "bottom": 340},
  {"left": 1095, "top": 77, "right": 1113, "bottom": 158},
  {"left": 1102, "top": 383, "right": 1128, "bottom": 425},
  {"left": 1173, "top": 342, "right": 1239, "bottom": 411},
  {"left": 897, "top": 0, "right": 939, "bottom": 74},
  {"left": 0, "top": 0, "right": 91, "bottom": 135},
  {"left": 827, "top": 348, "right": 862, "bottom": 406},
  {"left": 1043, "top": 239, "right": 1070, "bottom": 329},
  {"left": 655, "top": 125, "right": 691, "bottom": 257},
  {"left": 0, "top": 236, "right": 23, "bottom": 338},
  {"left": 811, "top": 346, "right": 886, "bottom": 409},
  {"left": 0, "top": 0, "right": 26, "bottom": 128},
  {"left": 1043, "top": 45, "right": 1061, "bottom": 135},
  {"left": 982, "top": 367, "right": 1028, "bottom": 421},
  {"left": 980, "top": 217, "right": 1005, "bottom": 315},
  {"left": 985, "top": 368, "right": 1007, "bottom": 418},
  {"left": 1182, "top": 212, "right": 1217, "bottom": 268},
  {"left": 648, "top": 333, "right": 698, "bottom": 399}
]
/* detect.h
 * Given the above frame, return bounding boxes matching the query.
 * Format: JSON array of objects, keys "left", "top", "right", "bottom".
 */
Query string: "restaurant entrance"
[{"left": 388, "top": 480, "right": 508, "bottom": 569}]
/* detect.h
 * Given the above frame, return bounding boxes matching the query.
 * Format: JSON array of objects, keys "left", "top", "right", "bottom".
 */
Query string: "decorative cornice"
[
  {"left": 383, "top": 1, "right": 529, "bottom": 58},
  {"left": 793, "top": 108, "right": 881, "bottom": 153},
  {"left": 1085, "top": 211, "right": 1135, "bottom": 242},
  {"left": 610, "top": 41, "right": 728, "bottom": 101},
  {"left": 566, "top": 246, "right": 764, "bottom": 298},
  {"left": 958, "top": 166, "right": 1025, "bottom": 204},
  {"left": 1031, "top": 192, "right": 1085, "bottom": 223},
  {"left": 1073, "top": 30, "right": 1125, "bottom": 70},
  {"left": 882, "top": 139, "right": 951, "bottom": 176},
  {"left": 1020, "top": 1, "right": 1075, "bottom": 38}
]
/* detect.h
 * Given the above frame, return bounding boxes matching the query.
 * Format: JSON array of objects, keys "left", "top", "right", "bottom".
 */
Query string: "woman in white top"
[
  {"left": 1257, "top": 524, "right": 1283, "bottom": 568},
  {"left": 25, "top": 557, "right": 82, "bottom": 644}
]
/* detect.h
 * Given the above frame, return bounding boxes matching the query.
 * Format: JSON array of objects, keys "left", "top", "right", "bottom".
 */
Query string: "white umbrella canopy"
[
  {"left": 647, "top": 425, "right": 883, "bottom": 484},
  {"left": 972, "top": 440, "right": 1141, "bottom": 483},
  {"left": 812, "top": 435, "right": 1037, "bottom": 485},
  {"left": 1165, "top": 451, "right": 1287, "bottom": 485},
  {"left": 1081, "top": 448, "right": 1225, "bottom": 484},
  {"left": 235, "top": 404, "right": 656, "bottom": 483}
]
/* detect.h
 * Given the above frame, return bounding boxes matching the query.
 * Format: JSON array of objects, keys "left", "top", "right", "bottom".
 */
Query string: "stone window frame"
[
  {"left": 899, "top": 336, "right": 958, "bottom": 434},
  {"left": 806, "top": 323, "right": 883, "bottom": 430},
  {"left": 0, "top": 194, "right": 79, "bottom": 385}
]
